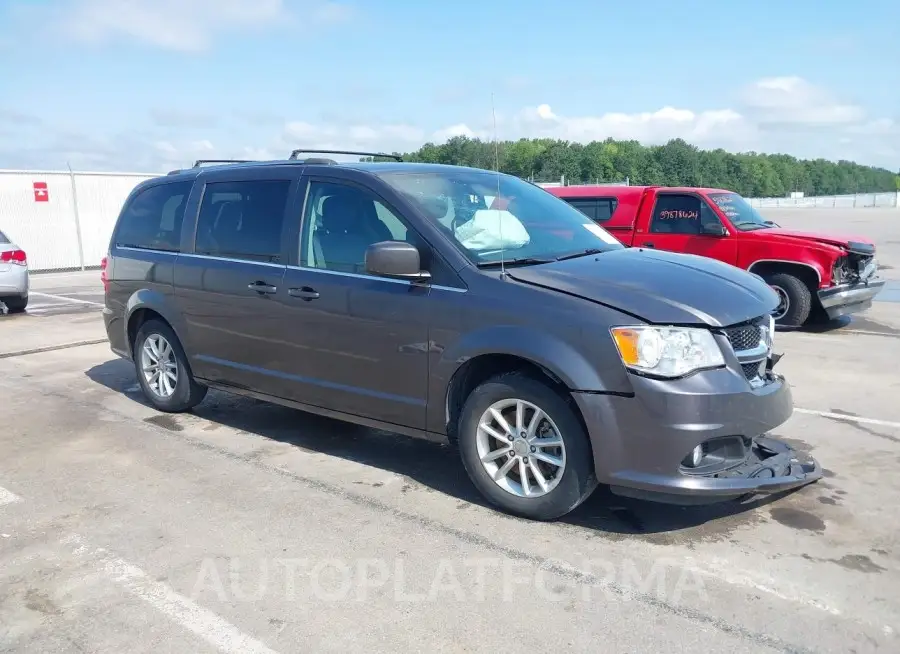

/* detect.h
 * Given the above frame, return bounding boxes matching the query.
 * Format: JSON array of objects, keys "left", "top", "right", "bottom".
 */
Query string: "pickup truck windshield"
[
  {"left": 378, "top": 170, "right": 624, "bottom": 265},
  {"left": 708, "top": 192, "right": 774, "bottom": 231}
]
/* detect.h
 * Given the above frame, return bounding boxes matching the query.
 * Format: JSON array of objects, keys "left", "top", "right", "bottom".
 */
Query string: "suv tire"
[
  {"left": 764, "top": 272, "right": 812, "bottom": 328},
  {"left": 457, "top": 372, "right": 597, "bottom": 520},
  {"left": 133, "top": 319, "right": 207, "bottom": 413},
  {"left": 2, "top": 296, "right": 27, "bottom": 313}
]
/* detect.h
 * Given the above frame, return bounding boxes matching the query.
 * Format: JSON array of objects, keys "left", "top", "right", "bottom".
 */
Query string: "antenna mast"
[{"left": 491, "top": 93, "right": 505, "bottom": 279}]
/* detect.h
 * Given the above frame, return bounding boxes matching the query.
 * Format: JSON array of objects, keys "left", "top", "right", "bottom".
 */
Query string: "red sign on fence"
[{"left": 33, "top": 181, "right": 49, "bottom": 202}]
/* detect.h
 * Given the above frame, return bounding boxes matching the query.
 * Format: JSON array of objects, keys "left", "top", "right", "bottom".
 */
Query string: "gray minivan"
[{"left": 101, "top": 152, "right": 822, "bottom": 520}]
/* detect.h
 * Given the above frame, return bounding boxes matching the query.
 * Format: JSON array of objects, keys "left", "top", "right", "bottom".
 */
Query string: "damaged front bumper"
[
  {"left": 818, "top": 278, "right": 885, "bottom": 320},
  {"left": 574, "top": 335, "right": 823, "bottom": 506},
  {"left": 602, "top": 434, "right": 822, "bottom": 506}
]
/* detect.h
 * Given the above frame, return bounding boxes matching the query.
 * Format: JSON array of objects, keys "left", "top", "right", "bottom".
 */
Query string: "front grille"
[
  {"left": 723, "top": 323, "right": 762, "bottom": 352},
  {"left": 723, "top": 316, "right": 769, "bottom": 383},
  {"left": 741, "top": 361, "right": 764, "bottom": 379}
]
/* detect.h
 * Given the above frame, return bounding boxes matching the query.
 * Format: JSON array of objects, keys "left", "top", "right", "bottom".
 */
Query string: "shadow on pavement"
[
  {"left": 796, "top": 312, "right": 900, "bottom": 336},
  {"left": 86, "top": 358, "right": 798, "bottom": 540}
]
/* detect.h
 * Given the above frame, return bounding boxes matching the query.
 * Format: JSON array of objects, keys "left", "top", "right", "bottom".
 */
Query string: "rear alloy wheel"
[
  {"left": 765, "top": 272, "right": 812, "bottom": 328},
  {"left": 458, "top": 373, "right": 597, "bottom": 520},
  {"left": 133, "top": 319, "right": 207, "bottom": 412}
]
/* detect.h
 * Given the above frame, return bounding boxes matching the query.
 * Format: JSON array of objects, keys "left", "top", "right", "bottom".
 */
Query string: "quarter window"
[
  {"left": 194, "top": 179, "right": 292, "bottom": 262},
  {"left": 300, "top": 181, "right": 412, "bottom": 274},
  {"left": 564, "top": 197, "right": 618, "bottom": 222},
  {"left": 114, "top": 181, "right": 192, "bottom": 252}
]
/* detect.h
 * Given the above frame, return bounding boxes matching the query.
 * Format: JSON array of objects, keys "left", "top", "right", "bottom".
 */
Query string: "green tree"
[{"left": 393, "top": 137, "right": 896, "bottom": 196}]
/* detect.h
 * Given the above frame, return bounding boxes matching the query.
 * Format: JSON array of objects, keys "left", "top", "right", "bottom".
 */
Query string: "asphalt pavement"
[{"left": 1, "top": 208, "right": 899, "bottom": 653}]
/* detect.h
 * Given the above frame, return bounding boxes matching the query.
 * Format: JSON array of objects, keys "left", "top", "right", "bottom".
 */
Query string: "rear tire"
[
  {"left": 765, "top": 272, "right": 812, "bottom": 328},
  {"left": 2, "top": 296, "right": 27, "bottom": 313},
  {"left": 133, "top": 319, "right": 207, "bottom": 412},
  {"left": 457, "top": 372, "right": 597, "bottom": 521}
]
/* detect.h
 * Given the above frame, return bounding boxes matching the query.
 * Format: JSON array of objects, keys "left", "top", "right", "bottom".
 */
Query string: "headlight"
[{"left": 610, "top": 326, "right": 725, "bottom": 378}]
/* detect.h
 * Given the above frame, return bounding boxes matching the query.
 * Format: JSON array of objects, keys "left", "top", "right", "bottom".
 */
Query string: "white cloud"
[
  {"left": 282, "top": 120, "right": 426, "bottom": 155},
  {"left": 38, "top": 0, "right": 353, "bottom": 52},
  {"left": 510, "top": 103, "right": 751, "bottom": 149},
  {"left": 740, "top": 76, "right": 866, "bottom": 127},
  {"left": 1, "top": 77, "right": 896, "bottom": 173},
  {"left": 431, "top": 123, "right": 488, "bottom": 142}
]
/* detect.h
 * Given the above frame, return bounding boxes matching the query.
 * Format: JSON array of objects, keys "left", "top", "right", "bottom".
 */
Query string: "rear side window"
[
  {"left": 564, "top": 197, "right": 618, "bottom": 222},
  {"left": 0, "top": 229, "right": 9, "bottom": 244},
  {"left": 114, "top": 181, "right": 192, "bottom": 251},
  {"left": 194, "top": 179, "right": 292, "bottom": 263}
]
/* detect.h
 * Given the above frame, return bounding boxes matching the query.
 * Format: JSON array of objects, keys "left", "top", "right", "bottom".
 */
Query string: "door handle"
[
  {"left": 248, "top": 281, "right": 277, "bottom": 294},
  {"left": 641, "top": 242, "right": 656, "bottom": 248},
  {"left": 289, "top": 286, "right": 320, "bottom": 301}
]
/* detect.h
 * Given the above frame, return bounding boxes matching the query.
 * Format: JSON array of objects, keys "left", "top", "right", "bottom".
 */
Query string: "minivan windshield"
[
  {"left": 377, "top": 170, "right": 624, "bottom": 265},
  {"left": 708, "top": 192, "right": 774, "bottom": 231}
]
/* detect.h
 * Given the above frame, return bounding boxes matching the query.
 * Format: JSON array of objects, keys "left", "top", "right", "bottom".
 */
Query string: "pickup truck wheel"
[
  {"left": 457, "top": 373, "right": 597, "bottom": 520},
  {"left": 133, "top": 319, "right": 207, "bottom": 413},
  {"left": 765, "top": 272, "right": 812, "bottom": 327}
]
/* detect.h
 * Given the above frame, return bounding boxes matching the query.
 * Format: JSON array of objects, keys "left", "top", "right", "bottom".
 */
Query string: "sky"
[{"left": 0, "top": 0, "right": 897, "bottom": 174}]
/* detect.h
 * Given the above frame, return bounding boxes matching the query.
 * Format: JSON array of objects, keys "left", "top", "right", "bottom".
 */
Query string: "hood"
[
  {"left": 506, "top": 248, "right": 778, "bottom": 327},
  {"left": 753, "top": 227, "right": 873, "bottom": 251}
]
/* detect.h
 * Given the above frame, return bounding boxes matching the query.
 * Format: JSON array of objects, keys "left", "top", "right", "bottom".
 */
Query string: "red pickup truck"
[{"left": 548, "top": 185, "right": 885, "bottom": 327}]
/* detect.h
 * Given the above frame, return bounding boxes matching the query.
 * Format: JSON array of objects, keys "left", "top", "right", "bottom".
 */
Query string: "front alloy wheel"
[
  {"left": 476, "top": 399, "right": 567, "bottom": 498},
  {"left": 458, "top": 373, "right": 597, "bottom": 521}
]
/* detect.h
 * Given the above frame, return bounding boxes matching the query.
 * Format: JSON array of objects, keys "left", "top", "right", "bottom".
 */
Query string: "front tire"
[
  {"left": 133, "top": 319, "right": 207, "bottom": 412},
  {"left": 765, "top": 272, "right": 812, "bottom": 328},
  {"left": 457, "top": 373, "right": 597, "bottom": 521}
]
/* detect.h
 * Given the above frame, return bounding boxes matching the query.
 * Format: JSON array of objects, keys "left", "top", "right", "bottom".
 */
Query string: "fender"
[
  {"left": 747, "top": 259, "right": 825, "bottom": 286},
  {"left": 124, "top": 288, "right": 190, "bottom": 358},
  {"left": 741, "top": 236, "right": 840, "bottom": 288},
  {"left": 427, "top": 324, "right": 631, "bottom": 434}
]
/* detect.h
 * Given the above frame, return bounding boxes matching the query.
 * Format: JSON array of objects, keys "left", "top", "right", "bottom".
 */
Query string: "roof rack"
[
  {"left": 192, "top": 159, "right": 255, "bottom": 168},
  {"left": 288, "top": 149, "right": 403, "bottom": 162}
]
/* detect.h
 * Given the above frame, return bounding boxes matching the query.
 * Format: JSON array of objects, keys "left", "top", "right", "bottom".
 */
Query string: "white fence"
[
  {"left": 0, "top": 169, "right": 156, "bottom": 272},
  {"left": 0, "top": 168, "right": 898, "bottom": 273},
  {"left": 746, "top": 191, "right": 899, "bottom": 209}
]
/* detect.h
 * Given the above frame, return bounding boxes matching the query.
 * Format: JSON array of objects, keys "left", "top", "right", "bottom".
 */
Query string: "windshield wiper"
[
  {"left": 476, "top": 257, "right": 555, "bottom": 268},
  {"left": 555, "top": 248, "right": 605, "bottom": 261}
]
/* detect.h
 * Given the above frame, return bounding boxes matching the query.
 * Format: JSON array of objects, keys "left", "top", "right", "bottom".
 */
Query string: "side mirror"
[
  {"left": 365, "top": 241, "right": 431, "bottom": 282},
  {"left": 701, "top": 223, "right": 728, "bottom": 237}
]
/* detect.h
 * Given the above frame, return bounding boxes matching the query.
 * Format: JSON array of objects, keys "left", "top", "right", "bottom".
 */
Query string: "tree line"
[{"left": 366, "top": 136, "right": 900, "bottom": 198}]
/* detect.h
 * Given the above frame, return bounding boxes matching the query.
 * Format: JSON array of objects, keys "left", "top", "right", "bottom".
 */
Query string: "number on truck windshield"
[{"left": 708, "top": 192, "right": 773, "bottom": 230}]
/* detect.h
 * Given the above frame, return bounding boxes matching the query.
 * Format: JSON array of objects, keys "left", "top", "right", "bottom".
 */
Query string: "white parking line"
[
  {"left": 0, "top": 485, "right": 22, "bottom": 506},
  {"left": 61, "top": 534, "right": 280, "bottom": 654},
  {"left": 843, "top": 329, "right": 900, "bottom": 338},
  {"left": 30, "top": 292, "right": 104, "bottom": 307},
  {"left": 795, "top": 408, "right": 900, "bottom": 429}
]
